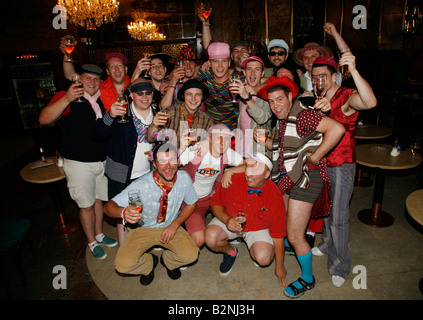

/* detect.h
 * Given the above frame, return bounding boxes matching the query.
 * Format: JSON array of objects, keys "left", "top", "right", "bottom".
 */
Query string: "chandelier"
[
  {"left": 56, "top": 0, "right": 120, "bottom": 30},
  {"left": 127, "top": 11, "right": 166, "bottom": 41}
]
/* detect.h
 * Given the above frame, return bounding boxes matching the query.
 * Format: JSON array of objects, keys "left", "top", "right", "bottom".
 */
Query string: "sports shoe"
[
  {"left": 332, "top": 275, "right": 346, "bottom": 287},
  {"left": 92, "top": 245, "right": 107, "bottom": 260},
  {"left": 140, "top": 254, "right": 159, "bottom": 286},
  {"left": 160, "top": 256, "right": 181, "bottom": 280},
  {"left": 97, "top": 235, "right": 118, "bottom": 247},
  {"left": 219, "top": 247, "right": 238, "bottom": 276},
  {"left": 311, "top": 246, "right": 325, "bottom": 256}
]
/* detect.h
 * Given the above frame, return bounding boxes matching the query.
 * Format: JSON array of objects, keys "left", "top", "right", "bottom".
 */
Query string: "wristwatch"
[{"left": 242, "top": 94, "right": 252, "bottom": 102}]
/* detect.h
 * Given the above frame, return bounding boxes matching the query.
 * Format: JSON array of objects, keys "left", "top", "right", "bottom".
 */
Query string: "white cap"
[
  {"left": 244, "top": 152, "right": 273, "bottom": 171},
  {"left": 267, "top": 39, "right": 289, "bottom": 53}
]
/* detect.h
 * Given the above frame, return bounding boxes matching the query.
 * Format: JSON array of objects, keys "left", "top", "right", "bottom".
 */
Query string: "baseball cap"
[
  {"left": 207, "top": 124, "right": 235, "bottom": 137},
  {"left": 313, "top": 56, "right": 339, "bottom": 70},
  {"left": 241, "top": 55, "right": 265, "bottom": 69}
]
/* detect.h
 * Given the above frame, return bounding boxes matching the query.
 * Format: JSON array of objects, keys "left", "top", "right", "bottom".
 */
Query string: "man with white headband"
[{"left": 205, "top": 152, "right": 287, "bottom": 288}]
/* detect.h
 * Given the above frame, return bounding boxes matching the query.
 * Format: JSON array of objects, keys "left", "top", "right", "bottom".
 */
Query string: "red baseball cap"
[
  {"left": 105, "top": 52, "right": 130, "bottom": 65},
  {"left": 257, "top": 76, "right": 299, "bottom": 101},
  {"left": 241, "top": 55, "right": 265, "bottom": 69}
]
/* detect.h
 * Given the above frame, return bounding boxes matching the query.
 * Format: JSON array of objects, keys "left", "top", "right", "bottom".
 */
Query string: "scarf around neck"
[
  {"left": 83, "top": 91, "right": 102, "bottom": 119},
  {"left": 152, "top": 170, "right": 177, "bottom": 223}
]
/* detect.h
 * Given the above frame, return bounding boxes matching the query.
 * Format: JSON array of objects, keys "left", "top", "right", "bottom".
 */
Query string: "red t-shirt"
[{"left": 210, "top": 173, "right": 287, "bottom": 238}]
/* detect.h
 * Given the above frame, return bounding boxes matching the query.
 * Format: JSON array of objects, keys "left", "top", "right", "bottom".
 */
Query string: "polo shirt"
[
  {"left": 210, "top": 172, "right": 286, "bottom": 238},
  {"left": 112, "top": 170, "right": 198, "bottom": 228}
]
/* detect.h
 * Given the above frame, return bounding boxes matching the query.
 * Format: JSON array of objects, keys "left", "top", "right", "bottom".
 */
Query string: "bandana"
[{"left": 152, "top": 170, "right": 177, "bottom": 223}]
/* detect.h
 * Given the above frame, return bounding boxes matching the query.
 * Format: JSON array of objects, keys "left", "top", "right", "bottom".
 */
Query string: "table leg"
[
  {"left": 50, "top": 182, "right": 79, "bottom": 236},
  {"left": 354, "top": 167, "right": 373, "bottom": 187},
  {"left": 358, "top": 169, "right": 394, "bottom": 227}
]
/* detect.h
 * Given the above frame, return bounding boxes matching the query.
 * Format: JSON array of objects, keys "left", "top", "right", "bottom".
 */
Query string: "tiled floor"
[{"left": 1, "top": 134, "right": 422, "bottom": 300}]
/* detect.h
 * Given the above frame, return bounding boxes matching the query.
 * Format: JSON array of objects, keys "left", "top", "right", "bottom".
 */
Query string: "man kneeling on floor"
[
  {"left": 104, "top": 143, "right": 199, "bottom": 286},
  {"left": 205, "top": 152, "right": 288, "bottom": 288}
]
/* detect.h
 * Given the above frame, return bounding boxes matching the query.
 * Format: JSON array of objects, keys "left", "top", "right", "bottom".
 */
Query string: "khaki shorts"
[
  {"left": 63, "top": 159, "right": 108, "bottom": 208},
  {"left": 208, "top": 217, "right": 274, "bottom": 248}
]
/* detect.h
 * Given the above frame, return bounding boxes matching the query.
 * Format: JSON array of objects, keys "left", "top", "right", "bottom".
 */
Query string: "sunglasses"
[
  {"left": 134, "top": 90, "right": 153, "bottom": 96},
  {"left": 269, "top": 51, "right": 286, "bottom": 56}
]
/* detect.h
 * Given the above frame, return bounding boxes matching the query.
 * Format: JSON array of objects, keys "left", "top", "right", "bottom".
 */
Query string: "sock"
[
  {"left": 229, "top": 247, "right": 237, "bottom": 257},
  {"left": 285, "top": 251, "right": 313, "bottom": 295},
  {"left": 284, "top": 238, "right": 290, "bottom": 248},
  {"left": 95, "top": 233, "right": 105, "bottom": 243},
  {"left": 306, "top": 230, "right": 315, "bottom": 237},
  {"left": 88, "top": 241, "right": 98, "bottom": 252}
]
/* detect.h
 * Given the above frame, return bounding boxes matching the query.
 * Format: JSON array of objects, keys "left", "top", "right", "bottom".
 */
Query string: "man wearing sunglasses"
[
  {"left": 264, "top": 39, "right": 290, "bottom": 78},
  {"left": 93, "top": 78, "right": 159, "bottom": 245}
]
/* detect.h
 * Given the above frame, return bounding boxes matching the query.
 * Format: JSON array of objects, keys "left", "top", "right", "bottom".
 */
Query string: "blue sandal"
[{"left": 283, "top": 276, "right": 315, "bottom": 298}]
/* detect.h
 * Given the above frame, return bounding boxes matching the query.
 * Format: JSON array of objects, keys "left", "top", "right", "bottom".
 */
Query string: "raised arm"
[
  {"left": 324, "top": 22, "right": 350, "bottom": 54},
  {"left": 340, "top": 52, "right": 377, "bottom": 115}
]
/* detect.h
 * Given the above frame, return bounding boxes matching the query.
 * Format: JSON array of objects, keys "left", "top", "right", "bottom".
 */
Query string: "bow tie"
[{"left": 247, "top": 188, "right": 262, "bottom": 196}]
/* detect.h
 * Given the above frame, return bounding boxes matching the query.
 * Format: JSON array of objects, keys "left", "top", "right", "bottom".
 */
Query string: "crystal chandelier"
[
  {"left": 127, "top": 11, "right": 166, "bottom": 41},
  {"left": 56, "top": 0, "right": 120, "bottom": 30}
]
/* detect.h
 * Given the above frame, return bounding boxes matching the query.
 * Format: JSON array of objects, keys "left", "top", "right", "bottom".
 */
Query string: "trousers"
[
  {"left": 115, "top": 226, "right": 199, "bottom": 275},
  {"left": 319, "top": 162, "right": 355, "bottom": 279}
]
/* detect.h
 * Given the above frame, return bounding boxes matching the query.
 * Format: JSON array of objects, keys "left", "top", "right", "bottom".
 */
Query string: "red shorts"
[{"left": 184, "top": 194, "right": 213, "bottom": 234}]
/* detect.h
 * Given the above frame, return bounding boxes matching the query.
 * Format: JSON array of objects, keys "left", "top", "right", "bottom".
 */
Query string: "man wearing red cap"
[
  {"left": 60, "top": 36, "right": 131, "bottom": 113},
  {"left": 311, "top": 53, "right": 377, "bottom": 288},
  {"left": 256, "top": 76, "right": 345, "bottom": 298}
]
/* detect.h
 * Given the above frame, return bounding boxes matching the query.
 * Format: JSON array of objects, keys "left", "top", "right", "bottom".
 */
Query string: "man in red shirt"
[{"left": 205, "top": 152, "right": 287, "bottom": 288}]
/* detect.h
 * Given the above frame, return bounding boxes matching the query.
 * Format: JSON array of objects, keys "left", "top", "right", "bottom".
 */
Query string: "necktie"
[
  {"left": 152, "top": 170, "right": 176, "bottom": 223},
  {"left": 247, "top": 188, "right": 262, "bottom": 196}
]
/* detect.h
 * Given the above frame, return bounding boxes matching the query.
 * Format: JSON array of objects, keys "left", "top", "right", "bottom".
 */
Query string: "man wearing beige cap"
[{"left": 205, "top": 152, "right": 287, "bottom": 288}]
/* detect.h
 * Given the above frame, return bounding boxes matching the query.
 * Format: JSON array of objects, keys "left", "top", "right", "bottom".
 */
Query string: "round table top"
[
  {"left": 356, "top": 144, "right": 422, "bottom": 170},
  {"left": 355, "top": 124, "right": 392, "bottom": 140},
  {"left": 406, "top": 189, "right": 423, "bottom": 226},
  {"left": 20, "top": 157, "right": 66, "bottom": 184}
]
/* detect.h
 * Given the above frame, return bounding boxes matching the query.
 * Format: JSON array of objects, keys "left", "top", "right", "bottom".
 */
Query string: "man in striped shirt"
[{"left": 197, "top": 42, "right": 245, "bottom": 131}]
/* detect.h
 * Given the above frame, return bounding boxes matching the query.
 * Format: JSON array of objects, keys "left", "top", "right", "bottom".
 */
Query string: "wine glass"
[
  {"left": 176, "top": 59, "right": 184, "bottom": 84},
  {"left": 229, "top": 74, "right": 239, "bottom": 103},
  {"left": 235, "top": 211, "right": 246, "bottom": 238},
  {"left": 313, "top": 74, "right": 327, "bottom": 100},
  {"left": 71, "top": 75, "right": 84, "bottom": 103},
  {"left": 200, "top": 2, "right": 211, "bottom": 22},
  {"left": 117, "top": 93, "right": 129, "bottom": 124},
  {"left": 143, "top": 53, "right": 151, "bottom": 78},
  {"left": 410, "top": 138, "right": 421, "bottom": 158},
  {"left": 187, "top": 128, "right": 199, "bottom": 150},
  {"left": 64, "top": 36, "right": 75, "bottom": 62},
  {"left": 128, "top": 189, "right": 144, "bottom": 226}
]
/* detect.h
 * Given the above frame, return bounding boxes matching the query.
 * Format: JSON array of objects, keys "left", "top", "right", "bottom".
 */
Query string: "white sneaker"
[
  {"left": 332, "top": 275, "right": 346, "bottom": 287},
  {"left": 311, "top": 247, "right": 325, "bottom": 256}
]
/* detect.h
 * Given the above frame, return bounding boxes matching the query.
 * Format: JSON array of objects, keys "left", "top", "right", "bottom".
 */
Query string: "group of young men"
[{"left": 39, "top": 9, "right": 377, "bottom": 298}]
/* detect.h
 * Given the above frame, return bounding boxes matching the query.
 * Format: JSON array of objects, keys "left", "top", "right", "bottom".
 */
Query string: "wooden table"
[
  {"left": 355, "top": 124, "right": 392, "bottom": 187},
  {"left": 356, "top": 144, "right": 422, "bottom": 227},
  {"left": 20, "top": 157, "right": 79, "bottom": 236},
  {"left": 405, "top": 189, "right": 423, "bottom": 295},
  {"left": 355, "top": 124, "right": 392, "bottom": 140}
]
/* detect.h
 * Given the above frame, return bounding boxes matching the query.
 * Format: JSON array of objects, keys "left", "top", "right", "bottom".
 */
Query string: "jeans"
[{"left": 318, "top": 163, "right": 355, "bottom": 279}]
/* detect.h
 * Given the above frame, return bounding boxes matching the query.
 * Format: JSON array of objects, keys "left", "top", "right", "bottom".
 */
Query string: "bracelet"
[
  {"left": 120, "top": 206, "right": 127, "bottom": 226},
  {"left": 224, "top": 168, "right": 234, "bottom": 176},
  {"left": 168, "top": 86, "right": 176, "bottom": 89}
]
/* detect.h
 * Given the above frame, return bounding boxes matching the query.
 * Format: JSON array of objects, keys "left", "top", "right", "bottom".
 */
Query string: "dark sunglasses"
[
  {"left": 134, "top": 90, "right": 153, "bottom": 96},
  {"left": 269, "top": 51, "right": 286, "bottom": 56}
]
